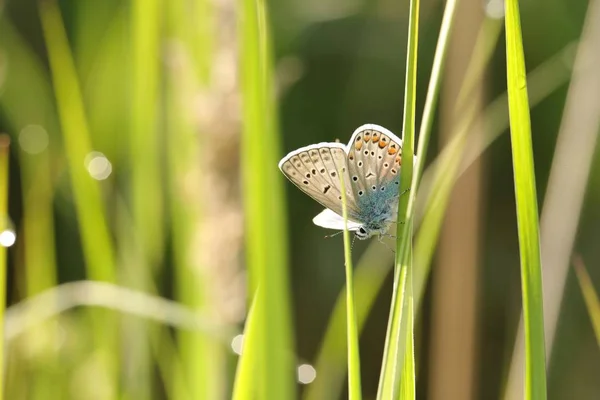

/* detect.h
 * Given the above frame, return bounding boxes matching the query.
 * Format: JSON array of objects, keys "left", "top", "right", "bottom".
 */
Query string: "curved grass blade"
[
  {"left": 340, "top": 170, "right": 363, "bottom": 400},
  {"left": 232, "top": 291, "right": 260, "bottom": 400},
  {"left": 504, "top": 0, "right": 547, "bottom": 398}
]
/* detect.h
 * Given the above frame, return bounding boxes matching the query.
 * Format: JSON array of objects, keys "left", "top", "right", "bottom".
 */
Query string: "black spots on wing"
[
  {"left": 342, "top": 167, "right": 346, "bottom": 172},
  {"left": 305, "top": 173, "right": 311, "bottom": 178},
  {"left": 320, "top": 168, "right": 326, "bottom": 174},
  {"left": 321, "top": 149, "right": 328, "bottom": 154},
  {"left": 323, "top": 185, "right": 331, "bottom": 194},
  {"left": 391, "top": 168, "right": 397, "bottom": 174},
  {"left": 358, "top": 190, "right": 364, "bottom": 196},
  {"left": 365, "top": 172, "right": 375, "bottom": 179},
  {"left": 371, "top": 151, "right": 375, "bottom": 156},
  {"left": 330, "top": 171, "right": 337, "bottom": 177},
  {"left": 303, "top": 180, "right": 309, "bottom": 185},
  {"left": 291, "top": 171, "right": 297, "bottom": 176},
  {"left": 310, "top": 150, "right": 318, "bottom": 156},
  {"left": 338, "top": 195, "right": 342, "bottom": 200},
  {"left": 378, "top": 155, "right": 383, "bottom": 159},
  {"left": 364, "top": 150, "right": 369, "bottom": 155},
  {"left": 371, "top": 185, "right": 376, "bottom": 191},
  {"left": 311, "top": 169, "right": 316, "bottom": 175},
  {"left": 296, "top": 163, "right": 302, "bottom": 168},
  {"left": 352, "top": 176, "right": 358, "bottom": 181},
  {"left": 356, "top": 136, "right": 362, "bottom": 142},
  {"left": 395, "top": 181, "right": 399, "bottom": 185},
  {"left": 349, "top": 154, "right": 354, "bottom": 161},
  {"left": 380, "top": 186, "right": 386, "bottom": 191},
  {"left": 357, "top": 161, "right": 363, "bottom": 167},
  {"left": 384, "top": 163, "right": 389, "bottom": 168}
]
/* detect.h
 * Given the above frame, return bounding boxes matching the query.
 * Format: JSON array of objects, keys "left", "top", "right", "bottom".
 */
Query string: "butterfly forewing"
[
  {"left": 279, "top": 144, "right": 360, "bottom": 219},
  {"left": 346, "top": 125, "right": 403, "bottom": 200}
]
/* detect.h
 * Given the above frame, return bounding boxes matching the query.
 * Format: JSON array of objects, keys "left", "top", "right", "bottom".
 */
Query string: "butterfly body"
[{"left": 279, "top": 124, "right": 408, "bottom": 240}]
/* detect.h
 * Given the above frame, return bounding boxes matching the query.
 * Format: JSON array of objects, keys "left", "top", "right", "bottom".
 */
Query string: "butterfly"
[{"left": 278, "top": 124, "right": 408, "bottom": 240}]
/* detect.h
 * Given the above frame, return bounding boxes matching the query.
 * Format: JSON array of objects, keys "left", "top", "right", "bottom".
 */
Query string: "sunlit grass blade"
[
  {"left": 239, "top": 0, "right": 295, "bottom": 397},
  {"left": 232, "top": 291, "right": 260, "bottom": 400},
  {"left": 573, "top": 256, "right": 600, "bottom": 346},
  {"left": 0, "top": 135, "right": 10, "bottom": 400},
  {"left": 505, "top": 0, "right": 547, "bottom": 398},
  {"left": 340, "top": 170, "right": 362, "bottom": 399},
  {"left": 377, "top": 0, "right": 420, "bottom": 397}
]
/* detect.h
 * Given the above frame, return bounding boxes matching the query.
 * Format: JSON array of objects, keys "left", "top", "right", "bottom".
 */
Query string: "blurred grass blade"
[
  {"left": 0, "top": 135, "right": 10, "bottom": 400},
  {"left": 340, "top": 171, "right": 362, "bottom": 399},
  {"left": 573, "top": 256, "right": 600, "bottom": 346},
  {"left": 239, "top": 0, "right": 295, "bottom": 397},
  {"left": 377, "top": 0, "right": 420, "bottom": 397},
  {"left": 232, "top": 291, "right": 260, "bottom": 400},
  {"left": 504, "top": 0, "right": 547, "bottom": 399},
  {"left": 131, "top": 0, "right": 163, "bottom": 266},
  {"left": 39, "top": 0, "right": 116, "bottom": 283}
]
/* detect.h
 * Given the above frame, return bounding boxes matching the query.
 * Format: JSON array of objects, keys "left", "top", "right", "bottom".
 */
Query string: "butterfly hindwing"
[{"left": 278, "top": 143, "right": 361, "bottom": 219}]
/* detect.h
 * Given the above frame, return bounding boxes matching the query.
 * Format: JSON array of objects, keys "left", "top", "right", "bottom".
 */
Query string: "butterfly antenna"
[{"left": 324, "top": 231, "right": 344, "bottom": 239}]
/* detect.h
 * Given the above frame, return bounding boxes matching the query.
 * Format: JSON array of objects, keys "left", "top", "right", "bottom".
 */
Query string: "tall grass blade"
[
  {"left": 239, "top": 0, "right": 295, "bottom": 397},
  {"left": 377, "top": 0, "right": 420, "bottom": 397},
  {"left": 340, "top": 170, "right": 362, "bottom": 399},
  {"left": 573, "top": 256, "right": 600, "bottom": 347},
  {"left": 0, "top": 135, "right": 10, "bottom": 400},
  {"left": 504, "top": 0, "right": 547, "bottom": 398},
  {"left": 130, "top": 0, "right": 163, "bottom": 267}
]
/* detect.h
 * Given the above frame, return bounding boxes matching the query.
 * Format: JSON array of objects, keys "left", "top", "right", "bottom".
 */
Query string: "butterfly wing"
[
  {"left": 278, "top": 143, "right": 362, "bottom": 221},
  {"left": 313, "top": 208, "right": 361, "bottom": 231},
  {"left": 345, "top": 124, "right": 403, "bottom": 200}
]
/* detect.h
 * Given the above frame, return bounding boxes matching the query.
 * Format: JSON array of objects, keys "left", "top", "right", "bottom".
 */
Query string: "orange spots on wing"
[
  {"left": 388, "top": 146, "right": 397, "bottom": 155},
  {"left": 395, "top": 155, "right": 402, "bottom": 165},
  {"left": 355, "top": 138, "right": 363, "bottom": 150},
  {"left": 378, "top": 136, "right": 388, "bottom": 148},
  {"left": 372, "top": 132, "right": 380, "bottom": 143},
  {"left": 364, "top": 131, "right": 371, "bottom": 142}
]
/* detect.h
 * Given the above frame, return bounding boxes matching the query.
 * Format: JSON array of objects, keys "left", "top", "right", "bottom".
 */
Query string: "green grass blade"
[
  {"left": 239, "top": 0, "right": 295, "bottom": 397},
  {"left": 130, "top": 0, "right": 163, "bottom": 266},
  {"left": 573, "top": 257, "right": 600, "bottom": 347},
  {"left": 232, "top": 291, "right": 260, "bottom": 400},
  {"left": 377, "top": 0, "right": 420, "bottom": 397},
  {"left": 39, "top": 0, "right": 116, "bottom": 284},
  {"left": 0, "top": 135, "right": 10, "bottom": 400},
  {"left": 504, "top": 0, "right": 547, "bottom": 398},
  {"left": 340, "top": 170, "right": 363, "bottom": 399}
]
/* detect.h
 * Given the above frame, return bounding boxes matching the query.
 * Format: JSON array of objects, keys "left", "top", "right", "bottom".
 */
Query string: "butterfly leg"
[{"left": 377, "top": 235, "right": 396, "bottom": 254}]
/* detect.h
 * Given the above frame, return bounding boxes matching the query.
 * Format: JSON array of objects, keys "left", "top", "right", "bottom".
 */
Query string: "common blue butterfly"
[{"left": 279, "top": 124, "right": 408, "bottom": 240}]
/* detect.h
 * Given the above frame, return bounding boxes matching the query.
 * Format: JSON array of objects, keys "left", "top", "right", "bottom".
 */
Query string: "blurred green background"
[{"left": 0, "top": 0, "right": 599, "bottom": 399}]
